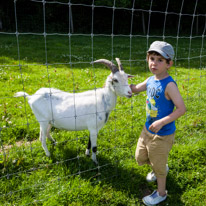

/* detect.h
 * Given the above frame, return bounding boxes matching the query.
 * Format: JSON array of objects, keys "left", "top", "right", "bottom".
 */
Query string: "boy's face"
[{"left": 147, "top": 54, "right": 173, "bottom": 77}]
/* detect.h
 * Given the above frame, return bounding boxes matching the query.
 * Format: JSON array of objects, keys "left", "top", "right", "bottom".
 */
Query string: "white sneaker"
[
  {"left": 146, "top": 164, "right": 169, "bottom": 182},
  {"left": 142, "top": 190, "right": 167, "bottom": 206}
]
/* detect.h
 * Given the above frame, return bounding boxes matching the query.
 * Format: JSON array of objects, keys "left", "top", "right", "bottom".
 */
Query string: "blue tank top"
[{"left": 145, "top": 76, "right": 176, "bottom": 135}]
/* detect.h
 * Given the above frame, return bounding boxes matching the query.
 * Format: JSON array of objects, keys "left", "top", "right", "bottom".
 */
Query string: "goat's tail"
[{"left": 14, "top": 92, "right": 30, "bottom": 98}]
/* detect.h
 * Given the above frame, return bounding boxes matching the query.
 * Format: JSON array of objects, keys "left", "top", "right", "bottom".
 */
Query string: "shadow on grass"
[
  {"left": 0, "top": 134, "right": 185, "bottom": 205},
  {"left": 48, "top": 140, "right": 184, "bottom": 205}
]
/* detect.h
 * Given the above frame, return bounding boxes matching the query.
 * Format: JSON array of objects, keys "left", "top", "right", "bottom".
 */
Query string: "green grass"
[{"left": 0, "top": 34, "right": 206, "bottom": 205}]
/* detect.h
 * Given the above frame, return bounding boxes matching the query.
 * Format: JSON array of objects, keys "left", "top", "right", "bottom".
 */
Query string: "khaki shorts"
[{"left": 135, "top": 126, "right": 175, "bottom": 178}]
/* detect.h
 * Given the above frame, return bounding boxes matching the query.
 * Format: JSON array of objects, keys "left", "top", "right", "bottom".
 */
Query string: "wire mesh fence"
[{"left": 0, "top": 0, "right": 206, "bottom": 205}]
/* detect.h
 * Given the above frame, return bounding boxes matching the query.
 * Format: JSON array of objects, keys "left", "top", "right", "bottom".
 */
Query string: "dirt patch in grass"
[{"left": 0, "top": 139, "right": 38, "bottom": 153}]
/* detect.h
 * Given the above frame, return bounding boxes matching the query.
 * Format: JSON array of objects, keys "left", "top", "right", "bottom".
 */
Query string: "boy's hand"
[{"left": 149, "top": 120, "right": 164, "bottom": 134}]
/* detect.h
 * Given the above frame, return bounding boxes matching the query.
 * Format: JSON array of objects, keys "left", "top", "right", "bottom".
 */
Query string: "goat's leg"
[
  {"left": 89, "top": 131, "right": 98, "bottom": 164},
  {"left": 39, "top": 127, "right": 43, "bottom": 142},
  {"left": 46, "top": 124, "right": 56, "bottom": 145},
  {"left": 85, "top": 137, "right": 91, "bottom": 156},
  {"left": 40, "top": 123, "right": 50, "bottom": 157}
]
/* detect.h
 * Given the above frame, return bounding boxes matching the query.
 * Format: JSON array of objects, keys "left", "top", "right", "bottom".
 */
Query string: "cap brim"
[{"left": 147, "top": 49, "right": 170, "bottom": 59}]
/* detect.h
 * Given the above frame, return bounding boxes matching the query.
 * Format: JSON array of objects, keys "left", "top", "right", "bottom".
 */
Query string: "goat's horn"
[
  {"left": 115, "top": 58, "right": 124, "bottom": 72},
  {"left": 93, "top": 59, "right": 119, "bottom": 74}
]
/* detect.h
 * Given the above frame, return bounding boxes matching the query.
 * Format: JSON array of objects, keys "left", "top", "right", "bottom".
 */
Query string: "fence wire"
[{"left": 0, "top": 0, "right": 206, "bottom": 205}]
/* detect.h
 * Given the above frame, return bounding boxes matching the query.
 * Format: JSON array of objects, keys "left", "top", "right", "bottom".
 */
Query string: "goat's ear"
[{"left": 128, "top": 74, "right": 135, "bottom": 78}]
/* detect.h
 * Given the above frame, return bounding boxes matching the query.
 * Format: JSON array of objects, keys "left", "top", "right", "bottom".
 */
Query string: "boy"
[{"left": 130, "top": 41, "right": 186, "bottom": 205}]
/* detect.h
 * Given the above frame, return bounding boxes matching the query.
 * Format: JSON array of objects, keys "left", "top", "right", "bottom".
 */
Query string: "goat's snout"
[{"left": 127, "top": 90, "right": 132, "bottom": 98}]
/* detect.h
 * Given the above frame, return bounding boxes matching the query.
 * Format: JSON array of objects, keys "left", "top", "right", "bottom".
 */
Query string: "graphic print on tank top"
[{"left": 146, "top": 86, "right": 161, "bottom": 124}]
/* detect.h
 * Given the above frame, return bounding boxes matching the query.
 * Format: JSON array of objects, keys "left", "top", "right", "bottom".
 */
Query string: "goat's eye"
[{"left": 112, "top": 78, "right": 118, "bottom": 83}]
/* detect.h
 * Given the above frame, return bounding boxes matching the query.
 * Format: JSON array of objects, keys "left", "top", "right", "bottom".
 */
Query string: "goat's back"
[{"left": 27, "top": 88, "right": 109, "bottom": 131}]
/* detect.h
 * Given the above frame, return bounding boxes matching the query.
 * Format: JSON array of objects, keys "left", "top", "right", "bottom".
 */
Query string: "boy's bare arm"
[
  {"left": 149, "top": 82, "right": 186, "bottom": 133},
  {"left": 130, "top": 78, "right": 148, "bottom": 94}
]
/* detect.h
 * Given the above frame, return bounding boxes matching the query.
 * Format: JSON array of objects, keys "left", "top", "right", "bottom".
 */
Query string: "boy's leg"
[
  {"left": 148, "top": 133, "right": 174, "bottom": 176},
  {"left": 146, "top": 164, "right": 169, "bottom": 182},
  {"left": 157, "top": 176, "right": 167, "bottom": 196},
  {"left": 142, "top": 133, "right": 174, "bottom": 205},
  {"left": 149, "top": 134, "right": 174, "bottom": 186},
  {"left": 142, "top": 176, "right": 167, "bottom": 206},
  {"left": 135, "top": 126, "right": 150, "bottom": 165}
]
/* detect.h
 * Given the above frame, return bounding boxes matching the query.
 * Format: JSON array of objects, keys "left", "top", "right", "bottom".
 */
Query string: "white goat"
[{"left": 15, "top": 58, "right": 133, "bottom": 164}]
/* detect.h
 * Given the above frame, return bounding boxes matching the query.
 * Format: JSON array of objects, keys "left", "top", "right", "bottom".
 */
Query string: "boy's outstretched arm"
[
  {"left": 149, "top": 82, "right": 186, "bottom": 134},
  {"left": 130, "top": 78, "right": 148, "bottom": 94}
]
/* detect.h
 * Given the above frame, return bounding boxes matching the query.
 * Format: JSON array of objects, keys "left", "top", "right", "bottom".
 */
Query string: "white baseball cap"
[{"left": 147, "top": 41, "right": 174, "bottom": 60}]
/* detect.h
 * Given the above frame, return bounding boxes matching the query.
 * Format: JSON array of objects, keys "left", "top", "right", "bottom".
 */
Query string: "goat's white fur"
[{"left": 14, "top": 58, "right": 133, "bottom": 164}]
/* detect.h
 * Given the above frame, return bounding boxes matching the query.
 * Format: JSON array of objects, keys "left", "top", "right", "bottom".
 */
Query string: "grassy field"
[{"left": 0, "top": 34, "right": 206, "bottom": 205}]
